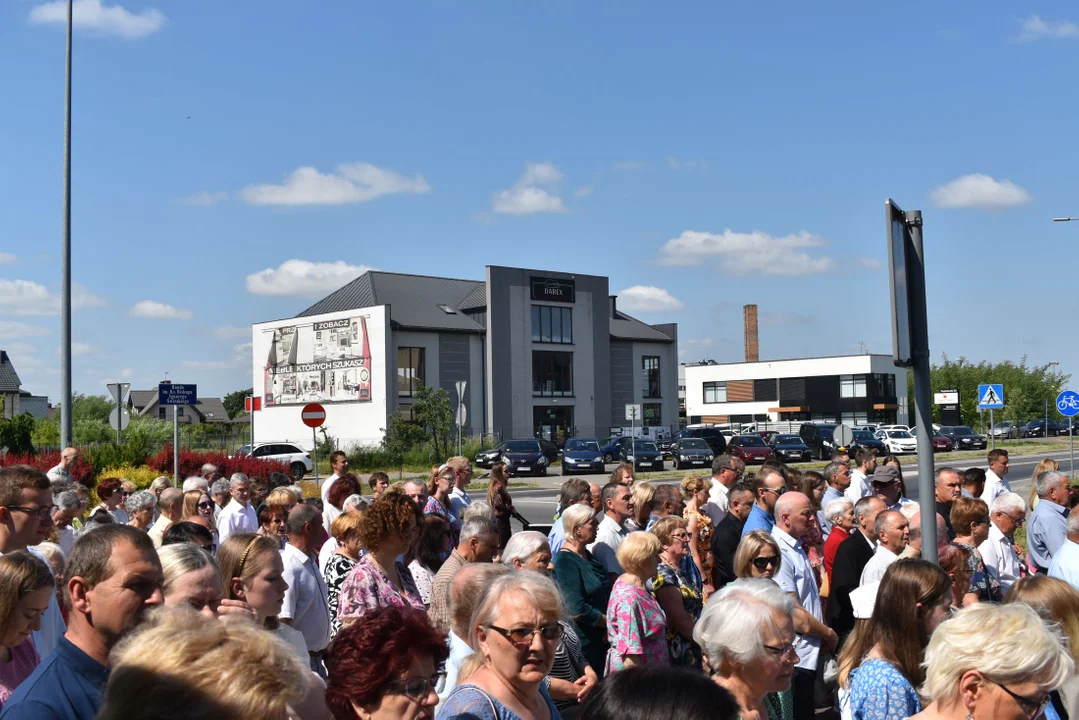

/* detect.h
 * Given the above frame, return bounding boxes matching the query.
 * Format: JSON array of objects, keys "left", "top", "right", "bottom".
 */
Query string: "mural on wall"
[{"left": 262, "top": 316, "right": 373, "bottom": 405}]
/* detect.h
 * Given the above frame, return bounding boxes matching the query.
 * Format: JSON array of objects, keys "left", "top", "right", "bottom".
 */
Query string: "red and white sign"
[
  {"left": 301, "top": 403, "right": 326, "bottom": 428},
  {"left": 933, "top": 391, "right": 958, "bottom": 405},
  {"left": 245, "top": 396, "right": 262, "bottom": 413}
]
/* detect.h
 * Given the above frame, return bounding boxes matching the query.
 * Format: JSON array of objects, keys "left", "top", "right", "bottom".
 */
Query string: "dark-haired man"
[{"left": 710, "top": 483, "right": 755, "bottom": 590}]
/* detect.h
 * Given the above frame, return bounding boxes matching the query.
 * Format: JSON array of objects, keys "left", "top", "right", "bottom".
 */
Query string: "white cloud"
[
  {"left": 0, "top": 321, "right": 49, "bottom": 338},
  {"left": 614, "top": 285, "right": 685, "bottom": 312},
  {"left": 657, "top": 229, "right": 836, "bottom": 276},
  {"left": 245, "top": 259, "right": 373, "bottom": 297},
  {"left": 491, "top": 163, "right": 567, "bottom": 216},
  {"left": 71, "top": 342, "right": 95, "bottom": 356},
  {"left": 120, "top": 368, "right": 132, "bottom": 378},
  {"left": 1016, "top": 14, "right": 1079, "bottom": 42},
  {"left": 129, "top": 300, "right": 193, "bottom": 320},
  {"left": 234, "top": 342, "right": 252, "bottom": 355},
  {"left": 0, "top": 279, "right": 106, "bottom": 316},
  {"left": 178, "top": 191, "right": 226, "bottom": 207},
  {"left": 211, "top": 326, "right": 250, "bottom": 340},
  {"left": 612, "top": 161, "right": 644, "bottom": 172},
  {"left": 929, "top": 174, "right": 1032, "bottom": 210},
  {"left": 28, "top": 0, "right": 166, "bottom": 39},
  {"left": 0, "top": 253, "right": 14, "bottom": 264},
  {"left": 856, "top": 257, "right": 882, "bottom": 270},
  {"left": 574, "top": 185, "right": 594, "bottom": 198},
  {"left": 240, "top": 162, "right": 431, "bottom": 206}
]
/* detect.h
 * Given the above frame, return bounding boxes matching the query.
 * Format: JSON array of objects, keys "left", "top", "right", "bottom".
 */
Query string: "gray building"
[{"left": 296, "top": 265, "right": 679, "bottom": 444}]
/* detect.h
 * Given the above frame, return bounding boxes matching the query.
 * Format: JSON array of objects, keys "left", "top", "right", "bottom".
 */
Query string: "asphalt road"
[{"left": 509, "top": 447, "right": 1079, "bottom": 528}]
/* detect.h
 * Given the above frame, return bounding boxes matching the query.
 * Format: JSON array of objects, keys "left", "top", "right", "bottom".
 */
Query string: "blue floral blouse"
[{"left": 848, "top": 658, "right": 920, "bottom": 720}]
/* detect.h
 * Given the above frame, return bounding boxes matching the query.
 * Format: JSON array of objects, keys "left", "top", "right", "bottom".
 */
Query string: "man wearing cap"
[{"left": 871, "top": 465, "right": 913, "bottom": 512}]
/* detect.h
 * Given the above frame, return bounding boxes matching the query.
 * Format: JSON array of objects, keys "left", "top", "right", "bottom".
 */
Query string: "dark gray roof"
[
  {"left": 194, "top": 397, "right": 230, "bottom": 423},
  {"left": 0, "top": 352, "right": 21, "bottom": 393},
  {"left": 457, "top": 283, "right": 487, "bottom": 311},
  {"left": 297, "top": 271, "right": 485, "bottom": 333},
  {"left": 129, "top": 390, "right": 157, "bottom": 411},
  {"left": 610, "top": 313, "right": 675, "bottom": 343}
]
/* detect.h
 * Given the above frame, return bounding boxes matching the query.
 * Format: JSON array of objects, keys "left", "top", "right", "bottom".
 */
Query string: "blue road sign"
[
  {"left": 1058, "top": 390, "right": 1079, "bottom": 418},
  {"left": 159, "top": 383, "right": 197, "bottom": 406},
  {"left": 977, "top": 383, "right": 1004, "bottom": 410}
]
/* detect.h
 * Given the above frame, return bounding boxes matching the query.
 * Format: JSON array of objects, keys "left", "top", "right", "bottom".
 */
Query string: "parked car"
[
  {"left": 799, "top": 423, "right": 839, "bottom": 461},
  {"left": 990, "top": 421, "right": 1020, "bottom": 439},
  {"left": 727, "top": 435, "right": 775, "bottom": 464},
  {"left": 671, "top": 438, "right": 715, "bottom": 470},
  {"left": 848, "top": 429, "right": 887, "bottom": 456},
  {"left": 665, "top": 426, "right": 728, "bottom": 456},
  {"left": 875, "top": 429, "right": 918, "bottom": 455},
  {"left": 1021, "top": 419, "right": 1064, "bottom": 438},
  {"left": 601, "top": 437, "right": 630, "bottom": 463},
  {"left": 938, "top": 426, "right": 987, "bottom": 451},
  {"left": 621, "top": 439, "right": 665, "bottom": 472},
  {"left": 500, "top": 439, "right": 549, "bottom": 477},
  {"left": 232, "top": 442, "right": 313, "bottom": 481},
  {"left": 474, "top": 442, "right": 507, "bottom": 469},
  {"left": 755, "top": 430, "right": 779, "bottom": 445},
  {"left": 561, "top": 437, "right": 606, "bottom": 475},
  {"left": 876, "top": 424, "right": 911, "bottom": 434},
  {"left": 909, "top": 427, "right": 955, "bottom": 452},
  {"left": 853, "top": 425, "right": 879, "bottom": 435},
  {"left": 770, "top": 434, "right": 811, "bottom": 463},
  {"left": 537, "top": 438, "right": 560, "bottom": 462}
]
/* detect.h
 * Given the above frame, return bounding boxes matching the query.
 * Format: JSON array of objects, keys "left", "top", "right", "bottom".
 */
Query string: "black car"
[
  {"left": 500, "top": 439, "right": 550, "bottom": 477},
  {"left": 799, "top": 423, "right": 838, "bottom": 461},
  {"left": 770, "top": 434, "right": 811, "bottom": 463},
  {"left": 621, "top": 439, "right": 664, "bottom": 472},
  {"left": 601, "top": 437, "right": 630, "bottom": 463},
  {"left": 561, "top": 437, "right": 606, "bottom": 475},
  {"left": 537, "top": 437, "right": 560, "bottom": 462},
  {"left": 849, "top": 429, "right": 887, "bottom": 456},
  {"left": 672, "top": 438, "right": 715, "bottom": 470},
  {"left": 938, "top": 426, "right": 988, "bottom": 450},
  {"left": 474, "top": 442, "right": 506, "bottom": 469},
  {"left": 1021, "top": 419, "right": 1064, "bottom": 438},
  {"left": 665, "top": 427, "right": 728, "bottom": 456}
]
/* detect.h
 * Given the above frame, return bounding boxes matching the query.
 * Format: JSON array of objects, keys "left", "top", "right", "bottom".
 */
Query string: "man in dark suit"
[
  {"left": 827, "top": 495, "right": 885, "bottom": 644},
  {"left": 935, "top": 467, "right": 962, "bottom": 540},
  {"left": 710, "top": 483, "right": 755, "bottom": 590}
]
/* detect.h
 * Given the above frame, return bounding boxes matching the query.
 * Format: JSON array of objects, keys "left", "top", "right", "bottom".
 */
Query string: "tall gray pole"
[
  {"left": 173, "top": 405, "right": 179, "bottom": 488},
  {"left": 907, "top": 210, "right": 938, "bottom": 563},
  {"left": 59, "top": 0, "right": 73, "bottom": 447}
]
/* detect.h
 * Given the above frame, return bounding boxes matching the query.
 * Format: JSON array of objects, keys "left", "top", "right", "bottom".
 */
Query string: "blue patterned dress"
[{"left": 847, "top": 658, "right": 920, "bottom": 720}]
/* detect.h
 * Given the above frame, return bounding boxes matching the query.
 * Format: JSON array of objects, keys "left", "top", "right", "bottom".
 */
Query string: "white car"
[
  {"left": 875, "top": 429, "right": 918, "bottom": 454},
  {"left": 231, "top": 442, "right": 314, "bottom": 481},
  {"left": 876, "top": 424, "right": 911, "bottom": 434}
]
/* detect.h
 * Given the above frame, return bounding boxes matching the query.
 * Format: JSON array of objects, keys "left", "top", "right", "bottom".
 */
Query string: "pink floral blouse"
[
  {"left": 604, "top": 579, "right": 669, "bottom": 674},
  {"left": 334, "top": 554, "right": 424, "bottom": 636}
]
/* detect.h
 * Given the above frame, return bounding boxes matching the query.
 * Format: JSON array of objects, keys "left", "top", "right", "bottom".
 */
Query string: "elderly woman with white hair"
[
  {"left": 909, "top": 602, "right": 1074, "bottom": 720},
  {"left": 822, "top": 497, "right": 855, "bottom": 586},
  {"left": 694, "top": 578, "right": 798, "bottom": 720},
  {"left": 501, "top": 531, "right": 554, "bottom": 573},
  {"left": 552, "top": 503, "right": 614, "bottom": 672},
  {"left": 125, "top": 490, "right": 158, "bottom": 531}
]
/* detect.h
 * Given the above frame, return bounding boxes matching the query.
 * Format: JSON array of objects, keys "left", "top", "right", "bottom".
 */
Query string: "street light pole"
[{"left": 59, "top": 0, "right": 73, "bottom": 448}]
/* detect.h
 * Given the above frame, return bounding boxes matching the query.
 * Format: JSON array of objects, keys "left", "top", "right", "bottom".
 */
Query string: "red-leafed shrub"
[
  {"left": 0, "top": 451, "right": 96, "bottom": 487},
  {"left": 147, "top": 445, "right": 291, "bottom": 480}
]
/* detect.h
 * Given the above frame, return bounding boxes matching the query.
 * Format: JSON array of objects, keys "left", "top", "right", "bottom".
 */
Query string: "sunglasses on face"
[
  {"left": 752, "top": 556, "right": 780, "bottom": 570},
  {"left": 762, "top": 486, "right": 786, "bottom": 496},
  {"left": 385, "top": 673, "right": 447, "bottom": 701},
  {"left": 487, "top": 623, "right": 563, "bottom": 645},
  {"left": 197, "top": 501, "right": 213, "bottom": 510}
]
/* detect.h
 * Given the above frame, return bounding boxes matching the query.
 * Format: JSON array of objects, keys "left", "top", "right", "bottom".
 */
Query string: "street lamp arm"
[{"left": 1053, "top": 217, "right": 1079, "bottom": 222}]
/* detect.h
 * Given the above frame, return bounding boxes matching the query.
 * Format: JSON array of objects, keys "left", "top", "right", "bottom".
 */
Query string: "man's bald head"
[
  {"left": 184, "top": 514, "right": 212, "bottom": 531},
  {"left": 450, "top": 562, "right": 510, "bottom": 638},
  {"left": 874, "top": 509, "right": 909, "bottom": 553}
]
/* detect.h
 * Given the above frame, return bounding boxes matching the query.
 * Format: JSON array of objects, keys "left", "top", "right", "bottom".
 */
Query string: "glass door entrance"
[{"left": 534, "top": 406, "right": 574, "bottom": 448}]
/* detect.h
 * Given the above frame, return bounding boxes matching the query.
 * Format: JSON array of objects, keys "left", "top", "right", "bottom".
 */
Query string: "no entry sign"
[{"left": 302, "top": 403, "right": 326, "bottom": 428}]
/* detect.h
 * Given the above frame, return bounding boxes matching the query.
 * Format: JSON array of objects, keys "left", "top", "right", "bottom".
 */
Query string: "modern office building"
[{"left": 251, "top": 266, "right": 679, "bottom": 448}]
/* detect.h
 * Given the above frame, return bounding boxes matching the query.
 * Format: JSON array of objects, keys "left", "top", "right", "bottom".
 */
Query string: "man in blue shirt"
[
  {"left": 742, "top": 467, "right": 787, "bottom": 536},
  {"left": 1, "top": 524, "right": 163, "bottom": 719},
  {"left": 548, "top": 478, "right": 592, "bottom": 553},
  {"left": 1049, "top": 509, "right": 1079, "bottom": 591},
  {"left": 1028, "top": 470, "right": 1072, "bottom": 573}
]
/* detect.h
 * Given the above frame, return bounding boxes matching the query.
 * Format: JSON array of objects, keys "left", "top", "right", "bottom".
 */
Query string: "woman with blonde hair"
[
  {"left": 265, "top": 487, "right": 298, "bottom": 515},
  {"left": 606, "top": 531, "right": 668, "bottom": 673},
  {"left": 681, "top": 475, "right": 714, "bottom": 596},
  {"left": 625, "top": 482, "right": 655, "bottom": 532},
  {"left": 734, "top": 530, "right": 783, "bottom": 581},
  {"left": 182, "top": 489, "right": 217, "bottom": 537},
  {"left": 1004, "top": 575, "right": 1079, "bottom": 719},
  {"left": 650, "top": 517, "right": 702, "bottom": 669},
  {"left": 322, "top": 512, "right": 364, "bottom": 641},
  {"left": 0, "top": 552, "right": 53, "bottom": 704},
  {"left": 426, "top": 464, "right": 461, "bottom": 543},
  {"left": 909, "top": 603, "right": 1073, "bottom": 720},
  {"left": 1029, "top": 458, "right": 1060, "bottom": 511},
  {"left": 609, "top": 463, "right": 636, "bottom": 487}
]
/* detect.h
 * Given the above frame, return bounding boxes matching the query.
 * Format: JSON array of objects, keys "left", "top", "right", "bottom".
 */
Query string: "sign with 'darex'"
[
  {"left": 530, "top": 276, "right": 575, "bottom": 303},
  {"left": 159, "top": 384, "right": 197, "bottom": 406}
]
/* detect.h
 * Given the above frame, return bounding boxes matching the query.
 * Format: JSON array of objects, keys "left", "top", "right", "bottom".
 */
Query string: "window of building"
[
  {"left": 397, "top": 404, "right": 418, "bottom": 422},
  {"left": 531, "top": 306, "right": 573, "bottom": 344},
  {"left": 642, "top": 357, "right": 661, "bottom": 398},
  {"left": 158, "top": 407, "right": 166, "bottom": 420},
  {"left": 398, "top": 348, "right": 425, "bottom": 397},
  {"left": 532, "top": 351, "right": 573, "bottom": 397},
  {"left": 840, "top": 411, "right": 869, "bottom": 427},
  {"left": 839, "top": 374, "right": 867, "bottom": 398},
  {"left": 872, "top": 373, "right": 896, "bottom": 397},
  {"left": 643, "top": 403, "right": 662, "bottom": 427},
  {"left": 703, "top": 382, "right": 727, "bottom": 404}
]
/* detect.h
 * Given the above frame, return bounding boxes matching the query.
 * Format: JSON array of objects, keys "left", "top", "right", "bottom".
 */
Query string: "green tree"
[
  {"left": 71, "top": 394, "right": 113, "bottom": 424},
  {"left": 223, "top": 388, "right": 253, "bottom": 419},
  {"left": 411, "top": 385, "right": 454, "bottom": 461},
  {"left": 32, "top": 417, "right": 60, "bottom": 449},
  {"left": 0, "top": 414, "right": 35, "bottom": 454},
  {"left": 380, "top": 415, "right": 427, "bottom": 474}
]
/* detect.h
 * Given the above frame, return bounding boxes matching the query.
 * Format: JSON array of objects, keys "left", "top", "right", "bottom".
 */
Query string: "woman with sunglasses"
[
  {"left": 438, "top": 571, "right": 564, "bottom": 720},
  {"left": 949, "top": 497, "right": 1001, "bottom": 604},
  {"left": 182, "top": 489, "right": 218, "bottom": 540},
  {"left": 325, "top": 605, "right": 447, "bottom": 720},
  {"left": 650, "top": 517, "right": 703, "bottom": 669},
  {"left": 90, "top": 477, "right": 129, "bottom": 524},
  {"left": 910, "top": 602, "right": 1072, "bottom": 720},
  {"left": 734, "top": 530, "right": 783, "bottom": 581}
]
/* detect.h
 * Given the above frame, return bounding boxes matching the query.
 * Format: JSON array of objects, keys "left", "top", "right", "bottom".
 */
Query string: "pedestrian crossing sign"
[{"left": 977, "top": 383, "right": 1004, "bottom": 409}]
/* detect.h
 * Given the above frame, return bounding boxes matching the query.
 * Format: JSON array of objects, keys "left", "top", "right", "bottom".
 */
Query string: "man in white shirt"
[
  {"left": 1049, "top": 508, "right": 1079, "bottom": 591},
  {"left": 147, "top": 488, "right": 184, "bottom": 548},
  {"left": 845, "top": 449, "right": 876, "bottom": 505},
  {"left": 587, "top": 482, "right": 635, "bottom": 579},
  {"left": 979, "top": 492, "right": 1025, "bottom": 593},
  {"left": 447, "top": 458, "right": 473, "bottom": 522},
  {"left": 280, "top": 504, "right": 331, "bottom": 676},
  {"left": 701, "top": 455, "right": 744, "bottom": 527},
  {"left": 320, "top": 451, "right": 350, "bottom": 506},
  {"left": 771, "top": 492, "right": 838, "bottom": 719},
  {"left": 860, "top": 509, "right": 909, "bottom": 585},
  {"left": 980, "top": 448, "right": 1011, "bottom": 505},
  {"left": 217, "top": 474, "right": 258, "bottom": 543},
  {"left": 46, "top": 447, "right": 78, "bottom": 486}
]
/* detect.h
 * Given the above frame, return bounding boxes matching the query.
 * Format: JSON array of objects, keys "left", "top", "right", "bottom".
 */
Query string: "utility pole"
[{"left": 59, "top": 0, "right": 73, "bottom": 447}]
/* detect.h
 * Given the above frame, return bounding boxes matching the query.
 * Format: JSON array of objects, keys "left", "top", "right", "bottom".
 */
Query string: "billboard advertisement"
[{"left": 260, "top": 315, "right": 373, "bottom": 406}]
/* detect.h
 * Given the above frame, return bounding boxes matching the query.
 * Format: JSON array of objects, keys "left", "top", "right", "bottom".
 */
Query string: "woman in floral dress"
[
  {"left": 649, "top": 517, "right": 703, "bottom": 669},
  {"left": 681, "top": 475, "right": 714, "bottom": 598},
  {"left": 605, "top": 531, "right": 669, "bottom": 674},
  {"left": 950, "top": 497, "right": 1002, "bottom": 603},
  {"left": 424, "top": 464, "right": 460, "bottom": 544}
]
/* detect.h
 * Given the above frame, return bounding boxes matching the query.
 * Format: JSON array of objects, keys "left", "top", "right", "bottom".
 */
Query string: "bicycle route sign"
[
  {"left": 1058, "top": 390, "right": 1079, "bottom": 418},
  {"left": 977, "top": 383, "right": 1004, "bottom": 410}
]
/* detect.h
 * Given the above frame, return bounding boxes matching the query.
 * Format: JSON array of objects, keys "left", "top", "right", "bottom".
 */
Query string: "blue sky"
[{"left": 2, "top": 1, "right": 1078, "bottom": 404}]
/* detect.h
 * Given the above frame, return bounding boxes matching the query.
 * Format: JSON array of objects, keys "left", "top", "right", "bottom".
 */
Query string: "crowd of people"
[{"left": 0, "top": 443, "right": 1077, "bottom": 719}]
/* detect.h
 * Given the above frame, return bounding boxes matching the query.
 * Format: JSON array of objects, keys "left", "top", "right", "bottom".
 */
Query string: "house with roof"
[
  {"left": 0, "top": 351, "right": 52, "bottom": 420},
  {"left": 127, "top": 387, "right": 231, "bottom": 425},
  {"left": 250, "top": 265, "right": 678, "bottom": 448}
]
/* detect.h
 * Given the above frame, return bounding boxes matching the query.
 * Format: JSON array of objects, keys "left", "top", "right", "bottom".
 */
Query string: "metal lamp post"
[{"left": 59, "top": 0, "right": 74, "bottom": 447}]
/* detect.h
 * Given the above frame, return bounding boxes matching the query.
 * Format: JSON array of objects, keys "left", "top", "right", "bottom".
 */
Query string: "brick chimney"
[{"left": 743, "top": 304, "right": 759, "bottom": 363}]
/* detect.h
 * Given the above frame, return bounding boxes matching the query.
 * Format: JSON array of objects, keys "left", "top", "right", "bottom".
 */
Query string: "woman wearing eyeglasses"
[
  {"left": 734, "top": 530, "right": 783, "bottom": 581},
  {"left": 949, "top": 497, "right": 1001, "bottom": 604},
  {"left": 909, "top": 602, "right": 1073, "bottom": 720},
  {"left": 694, "top": 578, "right": 799, "bottom": 720},
  {"left": 438, "top": 572, "right": 564, "bottom": 720},
  {"left": 326, "top": 605, "right": 448, "bottom": 720},
  {"left": 182, "top": 489, "right": 218, "bottom": 542},
  {"left": 90, "top": 478, "right": 129, "bottom": 524},
  {"left": 838, "top": 559, "right": 953, "bottom": 720},
  {"left": 649, "top": 517, "right": 702, "bottom": 669}
]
